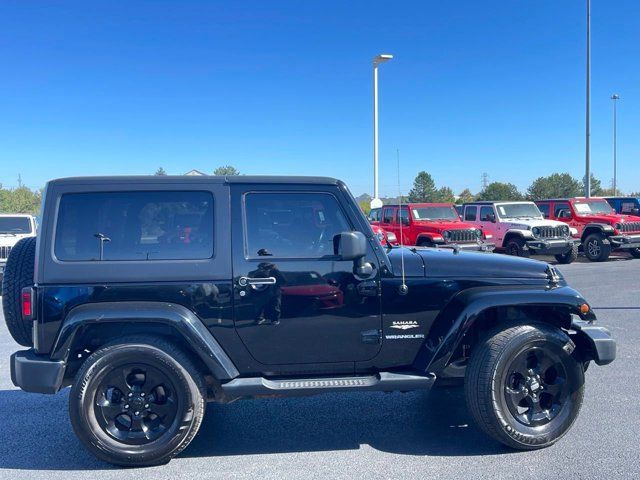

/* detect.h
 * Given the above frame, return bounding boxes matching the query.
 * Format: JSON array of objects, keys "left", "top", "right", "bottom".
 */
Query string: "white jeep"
[
  {"left": 0, "top": 214, "right": 37, "bottom": 286},
  {"left": 462, "top": 201, "right": 578, "bottom": 263}
]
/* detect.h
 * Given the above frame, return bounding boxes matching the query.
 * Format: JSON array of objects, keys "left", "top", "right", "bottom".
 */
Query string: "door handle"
[{"left": 238, "top": 276, "right": 277, "bottom": 287}]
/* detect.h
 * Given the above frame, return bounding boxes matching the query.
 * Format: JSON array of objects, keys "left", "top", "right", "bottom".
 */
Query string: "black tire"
[
  {"left": 69, "top": 335, "right": 206, "bottom": 466},
  {"left": 554, "top": 242, "right": 578, "bottom": 264},
  {"left": 505, "top": 237, "right": 530, "bottom": 258},
  {"left": 629, "top": 248, "right": 640, "bottom": 259},
  {"left": 417, "top": 238, "right": 436, "bottom": 248},
  {"left": 583, "top": 233, "right": 611, "bottom": 262},
  {"left": 1, "top": 237, "right": 36, "bottom": 346},
  {"left": 465, "top": 323, "right": 584, "bottom": 450}
]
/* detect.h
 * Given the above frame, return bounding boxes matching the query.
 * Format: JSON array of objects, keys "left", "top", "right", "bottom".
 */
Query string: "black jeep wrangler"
[{"left": 2, "top": 175, "right": 615, "bottom": 466}]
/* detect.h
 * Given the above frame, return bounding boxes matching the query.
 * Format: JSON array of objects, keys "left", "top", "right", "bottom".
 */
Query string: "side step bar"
[{"left": 221, "top": 372, "right": 436, "bottom": 397}]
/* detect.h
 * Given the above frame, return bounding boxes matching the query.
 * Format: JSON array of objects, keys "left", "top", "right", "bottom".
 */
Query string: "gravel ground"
[{"left": 0, "top": 257, "right": 638, "bottom": 480}]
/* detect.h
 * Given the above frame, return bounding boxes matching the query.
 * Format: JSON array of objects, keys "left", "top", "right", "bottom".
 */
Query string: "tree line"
[{"left": 0, "top": 185, "right": 42, "bottom": 215}]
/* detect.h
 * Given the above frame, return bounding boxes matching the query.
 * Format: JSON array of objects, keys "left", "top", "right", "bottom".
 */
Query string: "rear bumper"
[
  {"left": 526, "top": 238, "right": 574, "bottom": 255},
  {"left": 10, "top": 350, "right": 65, "bottom": 394},
  {"left": 570, "top": 320, "right": 616, "bottom": 366},
  {"left": 609, "top": 234, "right": 640, "bottom": 249}
]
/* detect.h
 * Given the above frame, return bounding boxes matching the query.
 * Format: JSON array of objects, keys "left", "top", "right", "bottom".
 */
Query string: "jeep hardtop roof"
[
  {"left": 46, "top": 175, "right": 341, "bottom": 187},
  {"left": 382, "top": 203, "right": 456, "bottom": 208},
  {"left": 463, "top": 201, "right": 537, "bottom": 206}
]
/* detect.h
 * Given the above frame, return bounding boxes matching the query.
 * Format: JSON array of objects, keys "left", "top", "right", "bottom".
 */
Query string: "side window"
[
  {"left": 538, "top": 203, "right": 550, "bottom": 218},
  {"left": 55, "top": 191, "right": 214, "bottom": 261},
  {"left": 464, "top": 206, "right": 477, "bottom": 221},
  {"left": 397, "top": 207, "right": 410, "bottom": 226},
  {"left": 554, "top": 202, "right": 571, "bottom": 219},
  {"left": 244, "top": 192, "right": 350, "bottom": 258},
  {"left": 479, "top": 206, "right": 494, "bottom": 221},
  {"left": 368, "top": 208, "right": 380, "bottom": 222},
  {"left": 382, "top": 207, "right": 394, "bottom": 224}
]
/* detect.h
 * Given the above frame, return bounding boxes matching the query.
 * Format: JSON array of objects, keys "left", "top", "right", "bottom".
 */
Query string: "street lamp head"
[
  {"left": 611, "top": 94, "right": 620, "bottom": 100},
  {"left": 374, "top": 54, "right": 393, "bottom": 65}
]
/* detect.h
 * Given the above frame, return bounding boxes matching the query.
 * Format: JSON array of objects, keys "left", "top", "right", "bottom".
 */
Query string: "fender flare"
[
  {"left": 416, "top": 233, "right": 444, "bottom": 245},
  {"left": 414, "top": 285, "right": 594, "bottom": 374},
  {"left": 503, "top": 230, "right": 533, "bottom": 243},
  {"left": 581, "top": 223, "right": 615, "bottom": 241},
  {"left": 51, "top": 301, "right": 239, "bottom": 381}
]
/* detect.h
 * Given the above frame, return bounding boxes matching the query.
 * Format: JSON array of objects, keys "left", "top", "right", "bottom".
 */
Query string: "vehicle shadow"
[{"left": 0, "top": 386, "right": 511, "bottom": 471}]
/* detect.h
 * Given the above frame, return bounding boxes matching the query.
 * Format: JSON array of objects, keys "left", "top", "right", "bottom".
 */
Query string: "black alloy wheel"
[
  {"left": 70, "top": 336, "right": 206, "bottom": 466},
  {"left": 503, "top": 346, "right": 569, "bottom": 427},
  {"left": 94, "top": 363, "right": 179, "bottom": 445},
  {"left": 506, "top": 238, "right": 530, "bottom": 258}
]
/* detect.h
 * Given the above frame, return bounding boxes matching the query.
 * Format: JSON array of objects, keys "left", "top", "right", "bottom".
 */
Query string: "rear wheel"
[
  {"left": 583, "top": 233, "right": 611, "bottom": 262},
  {"left": 554, "top": 243, "right": 578, "bottom": 264},
  {"left": 69, "top": 336, "right": 206, "bottom": 466},
  {"left": 505, "top": 237, "right": 530, "bottom": 258},
  {"left": 465, "top": 324, "right": 584, "bottom": 450},
  {"left": 1, "top": 237, "right": 36, "bottom": 346}
]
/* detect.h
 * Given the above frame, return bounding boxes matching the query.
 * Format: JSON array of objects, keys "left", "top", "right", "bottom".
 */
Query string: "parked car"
[
  {"left": 372, "top": 203, "right": 494, "bottom": 251},
  {"left": 604, "top": 197, "right": 640, "bottom": 216},
  {"left": 0, "top": 214, "right": 37, "bottom": 287},
  {"left": 462, "top": 201, "right": 578, "bottom": 263},
  {"left": 536, "top": 197, "right": 640, "bottom": 262},
  {"left": 3, "top": 175, "right": 615, "bottom": 466}
]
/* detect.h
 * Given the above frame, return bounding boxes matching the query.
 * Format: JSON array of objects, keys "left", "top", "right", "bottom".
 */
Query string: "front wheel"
[
  {"left": 69, "top": 336, "right": 206, "bottom": 466},
  {"left": 465, "top": 324, "right": 584, "bottom": 450},
  {"left": 629, "top": 248, "right": 640, "bottom": 259},
  {"left": 554, "top": 243, "right": 578, "bottom": 264},
  {"left": 583, "top": 233, "right": 611, "bottom": 262},
  {"left": 505, "top": 237, "right": 530, "bottom": 258}
]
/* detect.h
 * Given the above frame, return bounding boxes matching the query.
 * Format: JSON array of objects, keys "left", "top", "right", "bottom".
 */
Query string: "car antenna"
[{"left": 397, "top": 149, "right": 408, "bottom": 295}]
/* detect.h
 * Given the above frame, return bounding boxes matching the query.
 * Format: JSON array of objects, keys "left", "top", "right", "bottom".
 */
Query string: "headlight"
[
  {"left": 562, "top": 225, "right": 570, "bottom": 236},
  {"left": 443, "top": 231, "right": 451, "bottom": 240},
  {"left": 474, "top": 228, "right": 482, "bottom": 238},
  {"left": 570, "top": 227, "right": 578, "bottom": 236},
  {"left": 603, "top": 225, "right": 614, "bottom": 232},
  {"left": 614, "top": 223, "right": 622, "bottom": 230},
  {"left": 532, "top": 227, "right": 540, "bottom": 237}
]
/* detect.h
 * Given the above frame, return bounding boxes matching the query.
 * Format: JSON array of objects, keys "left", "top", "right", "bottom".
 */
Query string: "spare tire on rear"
[{"left": 1, "top": 237, "right": 36, "bottom": 347}]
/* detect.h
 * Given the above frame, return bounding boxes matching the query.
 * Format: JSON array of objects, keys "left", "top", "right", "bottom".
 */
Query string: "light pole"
[
  {"left": 611, "top": 94, "right": 620, "bottom": 196},
  {"left": 585, "top": 0, "right": 591, "bottom": 197},
  {"left": 371, "top": 53, "right": 393, "bottom": 209}
]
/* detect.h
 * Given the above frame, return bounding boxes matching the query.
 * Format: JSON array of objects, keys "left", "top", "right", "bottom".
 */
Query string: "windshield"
[
  {"left": 496, "top": 203, "right": 543, "bottom": 219},
  {"left": 0, "top": 217, "right": 32, "bottom": 234},
  {"left": 573, "top": 199, "right": 615, "bottom": 215},
  {"left": 411, "top": 206, "right": 459, "bottom": 221}
]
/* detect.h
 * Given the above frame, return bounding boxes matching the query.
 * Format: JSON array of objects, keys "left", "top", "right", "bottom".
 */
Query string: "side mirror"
[
  {"left": 632, "top": 208, "right": 640, "bottom": 216},
  {"left": 401, "top": 217, "right": 410, "bottom": 226},
  {"left": 334, "top": 231, "right": 367, "bottom": 260},
  {"left": 487, "top": 213, "right": 496, "bottom": 223},
  {"left": 334, "top": 231, "right": 373, "bottom": 277}
]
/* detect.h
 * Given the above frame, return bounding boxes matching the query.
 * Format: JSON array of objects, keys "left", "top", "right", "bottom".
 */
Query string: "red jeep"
[
  {"left": 373, "top": 203, "right": 494, "bottom": 251},
  {"left": 536, "top": 197, "right": 640, "bottom": 262}
]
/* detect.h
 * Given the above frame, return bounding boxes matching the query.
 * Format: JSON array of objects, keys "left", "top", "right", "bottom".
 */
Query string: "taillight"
[{"left": 21, "top": 288, "right": 33, "bottom": 320}]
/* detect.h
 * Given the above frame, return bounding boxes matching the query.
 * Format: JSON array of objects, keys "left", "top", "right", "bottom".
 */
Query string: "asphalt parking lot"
[{"left": 0, "top": 257, "right": 638, "bottom": 480}]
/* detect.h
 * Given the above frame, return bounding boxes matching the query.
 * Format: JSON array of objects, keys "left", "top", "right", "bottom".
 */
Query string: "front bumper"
[
  {"left": 10, "top": 350, "right": 66, "bottom": 394},
  {"left": 439, "top": 241, "right": 496, "bottom": 252},
  {"left": 526, "top": 238, "right": 575, "bottom": 255},
  {"left": 609, "top": 234, "right": 640, "bottom": 249},
  {"left": 570, "top": 320, "right": 616, "bottom": 366}
]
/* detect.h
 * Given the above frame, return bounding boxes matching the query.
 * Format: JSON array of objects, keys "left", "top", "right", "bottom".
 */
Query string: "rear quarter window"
[{"left": 54, "top": 191, "right": 214, "bottom": 261}]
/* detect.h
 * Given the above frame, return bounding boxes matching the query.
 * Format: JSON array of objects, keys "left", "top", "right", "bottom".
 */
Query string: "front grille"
[
  {"left": 619, "top": 222, "right": 640, "bottom": 234},
  {"left": 535, "top": 226, "right": 567, "bottom": 239},
  {"left": 446, "top": 229, "right": 477, "bottom": 243},
  {"left": 0, "top": 246, "right": 11, "bottom": 260}
]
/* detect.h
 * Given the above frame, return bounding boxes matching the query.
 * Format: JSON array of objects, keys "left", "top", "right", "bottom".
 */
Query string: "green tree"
[
  {"left": 476, "top": 182, "right": 523, "bottom": 201},
  {"left": 457, "top": 188, "right": 475, "bottom": 204},
  {"left": 213, "top": 165, "right": 240, "bottom": 176},
  {"left": 155, "top": 167, "right": 167, "bottom": 175},
  {"left": 408, "top": 171, "right": 437, "bottom": 203},
  {"left": 526, "top": 173, "right": 582, "bottom": 200},
  {"left": 0, "top": 186, "right": 41, "bottom": 215},
  {"left": 581, "top": 174, "right": 603, "bottom": 196},
  {"left": 359, "top": 201, "right": 371, "bottom": 215},
  {"left": 433, "top": 186, "right": 455, "bottom": 203}
]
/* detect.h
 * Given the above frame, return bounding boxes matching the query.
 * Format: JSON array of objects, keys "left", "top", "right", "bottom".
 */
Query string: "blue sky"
[{"left": 1, "top": 1, "right": 638, "bottom": 196}]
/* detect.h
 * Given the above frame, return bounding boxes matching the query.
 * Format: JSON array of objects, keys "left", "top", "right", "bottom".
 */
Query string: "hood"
[
  {"left": 578, "top": 213, "right": 640, "bottom": 225},
  {"left": 385, "top": 247, "right": 552, "bottom": 280}
]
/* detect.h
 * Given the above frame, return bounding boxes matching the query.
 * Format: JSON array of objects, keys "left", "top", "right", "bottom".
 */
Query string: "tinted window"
[
  {"left": 368, "top": 208, "right": 380, "bottom": 222},
  {"left": 397, "top": 208, "right": 410, "bottom": 225},
  {"left": 480, "top": 206, "right": 495, "bottom": 221},
  {"left": 537, "top": 203, "right": 550, "bottom": 218},
  {"left": 411, "top": 206, "right": 458, "bottom": 220},
  {"left": 0, "top": 217, "right": 31, "bottom": 234},
  {"left": 464, "top": 206, "right": 477, "bottom": 221},
  {"left": 244, "top": 192, "right": 350, "bottom": 258},
  {"left": 382, "top": 207, "right": 394, "bottom": 224},
  {"left": 55, "top": 191, "right": 214, "bottom": 261},
  {"left": 554, "top": 202, "right": 571, "bottom": 218}
]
